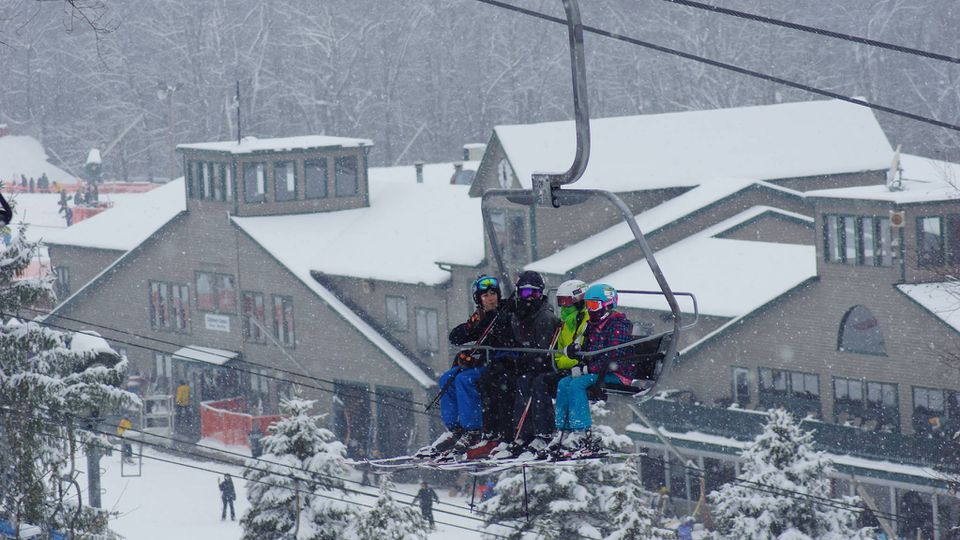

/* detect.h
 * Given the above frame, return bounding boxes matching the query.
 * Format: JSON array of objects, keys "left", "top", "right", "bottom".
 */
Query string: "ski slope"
[{"left": 80, "top": 448, "right": 485, "bottom": 539}]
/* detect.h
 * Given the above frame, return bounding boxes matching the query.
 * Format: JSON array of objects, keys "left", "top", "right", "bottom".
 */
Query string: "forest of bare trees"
[{"left": 0, "top": 0, "right": 958, "bottom": 180}]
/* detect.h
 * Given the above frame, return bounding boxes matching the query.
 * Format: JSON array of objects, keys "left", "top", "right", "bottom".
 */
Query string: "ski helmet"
[
  {"left": 556, "top": 279, "right": 587, "bottom": 308},
  {"left": 472, "top": 274, "right": 501, "bottom": 306},
  {"left": 515, "top": 271, "right": 545, "bottom": 301},
  {"left": 584, "top": 283, "right": 618, "bottom": 312}
]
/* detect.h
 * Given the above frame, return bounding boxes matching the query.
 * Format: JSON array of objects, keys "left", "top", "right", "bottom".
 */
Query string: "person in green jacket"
[{"left": 494, "top": 279, "right": 589, "bottom": 459}]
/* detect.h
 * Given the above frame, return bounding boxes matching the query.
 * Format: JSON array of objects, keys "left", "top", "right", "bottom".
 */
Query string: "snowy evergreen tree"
[
  {"left": 480, "top": 402, "right": 658, "bottom": 540},
  {"left": 240, "top": 398, "right": 355, "bottom": 540},
  {"left": 0, "top": 214, "right": 135, "bottom": 538},
  {"left": 709, "top": 408, "right": 873, "bottom": 540},
  {"left": 353, "top": 474, "right": 427, "bottom": 540}
]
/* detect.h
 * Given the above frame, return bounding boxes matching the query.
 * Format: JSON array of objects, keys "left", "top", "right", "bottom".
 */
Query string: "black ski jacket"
[{"left": 510, "top": 299, "right": 559, "bottom": 375}]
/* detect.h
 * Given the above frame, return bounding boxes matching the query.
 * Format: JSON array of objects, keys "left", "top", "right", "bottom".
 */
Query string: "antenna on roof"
[
  {"left": 235, "top": 81, "right": 242, "bottom": 145},
  {"left": 886, "top": 144, "right": 903, "bottom": 192}
]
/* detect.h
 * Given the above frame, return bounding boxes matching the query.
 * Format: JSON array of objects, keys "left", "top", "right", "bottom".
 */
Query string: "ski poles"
[
  {"left": 0, "top": 192, "right": 11, "bottom": 226},
  {"left": 424, "top": 310, "right": 502, "bottom": 412}
]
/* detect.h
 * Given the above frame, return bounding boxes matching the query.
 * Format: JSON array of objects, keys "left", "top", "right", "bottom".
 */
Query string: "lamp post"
[{"left": 156, "top": 82, "right": 182, "bottom": 182}]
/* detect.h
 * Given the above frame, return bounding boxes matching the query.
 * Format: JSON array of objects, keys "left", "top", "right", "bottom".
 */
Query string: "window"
[
  {"left": 917, "top": 216, "right": 944, "bottom": 267},
  {"left": 838, "top": 305, "right": 885, "bottom": 355},
  {"left": 195, "top": 272, "right": 236, "bottom": 313},
  {"left": 385, "top": 295, "right": 408, "bottom": 331},
  {"left": 241, "top": 291, "right": 266, "bottom": 343},
  {"left": 150, "top": 281, "right": 190, "bottom": 332},
  {"left": 305, "top": 158, "right": 327, "bottom": 199},
  {"left": 415, "top": 308, "right": 439, "bottom": 352},
  {"left": 53, "top": 266, "right": 70, "bottom": 299},
  {"left": 153, "top": 351, "right": 172, "bottom": 387},
  {"left": 948, "top": 215, "right": 960, "bottom": 266},
  {"left": 186, "top": 161, "right": 196, "bottom": 198},
  {"left": 218, "top": 163, "right": 233, "bottom": 202},
  {"left": 335, "top": 155, "right": 358, "bottom": 197},
  {"left": 273, "top": 161, "right": 297, "bottom": 201},
  {"left": 200, "top": 161, "right": 213, "bottom": 199},
  {"left": 834, "top": 378, "right": 898, "bottom": 431},
  {"left": 824, "top": 214, "right": 893, "bottom": 266},
  {"left": 758, "top": 367, "right": 820, "bottom": 416},
  {"left": 911, "top": 387, "right": 956, "bottom": 434},
  {"left": 731, "top": 367, "right": 750, "bottom": 407},
  {"left": 490, "top": 209, "right": 527, "bottom": 264},
  {"left": 272, "top": 295, "right": 295, "bottom": 347},
  {"left": 913, "top": 387, "right": 945, "bottom": 414},
  {"left": 243, "top": 162, "right": 266, "bottom": 203}
]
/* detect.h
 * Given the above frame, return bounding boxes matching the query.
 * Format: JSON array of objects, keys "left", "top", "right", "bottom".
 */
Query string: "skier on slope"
[
  {"left": 494, "top": 278, "right": 589, "bottom": 459},
  {"left": 417, "top": 275, "right": 512, "bottom": 457},
  {"left": 550, "top": 283, "right": 635, "bottom": 454}
]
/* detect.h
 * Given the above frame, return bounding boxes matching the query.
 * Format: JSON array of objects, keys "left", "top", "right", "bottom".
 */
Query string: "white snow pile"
[{"left": 0, "top": 135, "right": 77, "bottom": 186}]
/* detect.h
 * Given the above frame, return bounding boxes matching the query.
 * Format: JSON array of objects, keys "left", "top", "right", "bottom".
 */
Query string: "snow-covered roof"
[
  {"left": 0, "top": 135, "right": 78, "bottom": 186},
  {"left": 177, "top": 135, "right": 373, "bottom": 155},
  {"left": 526, "top": 179, "right": 800, "bottom": 275},
  {"left": 597, "top": 207, "right": 816, "bottom": 318},
  {"left": 494, "top": 99, "right": 892, "bottom": 192},
  {"left": 368, "top": 160, "right": 480, "bottom": 187},
  {"left": 232, "top": 180, "right": 483, "bottom": 285},
  {"left": 805, "top": 153, "right": 960, "bottom": 204},
  {"left": 39, "top": 179, "right": 186, "bottom": 251},
  {"left": 172, "top": 346, "right": 239, "bottom": 366},
  {"left": 897, "top": 281, "right": 960, "bottom": 334}
]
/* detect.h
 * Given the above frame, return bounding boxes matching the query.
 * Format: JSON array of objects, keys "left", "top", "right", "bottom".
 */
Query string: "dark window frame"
[
  {"left": 731, "top": 366, "right": 751, "bottom": 407},
  {"left": 243, "top": 161, "right": 267, "bottom": 203},
  {"left": 385, "top": 295, "right": 408, "bottom": 331},
  {"left": 272, "top": 295, "right": 296, "bottom": 348},
  {"left": 304, "top": 158, "right": 328, "bottom": 199},
  {"left": 241, "top": 291, "right": 267, "bottom": 344},
  {"left": 194, "top": 271, "right": 237, "bottom": 314},
  {"left": 916, "top": 215, "right": 945, "bottom": 267},
  {"left": 273, "top": 160, "right": 298, "bottom": 202},
  {"left": 837, "top": 305, "right": 887, "bottom": 356},
  {"left": 149, "top": 280, "right": 190, "bottom": 333},
  {"left": 823, "top": 214, "right": 894, "bottom": 267},
  {"left": 334, "top": 155, "right": 358, "bottom": 197},
  {"left": 833, "top": 377, "right": 899, "bottom": 432},
  {"left": 414, "top": 307, "right": 439, "bottom": 353}
]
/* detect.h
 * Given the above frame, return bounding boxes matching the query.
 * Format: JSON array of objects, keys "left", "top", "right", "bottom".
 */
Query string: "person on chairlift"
[
  {"left": 551, "top": 283, "right": 634, "bottom": 454},
  {"left": 494, "top": 277, "right": 585, "bottom": 460},
  {"left": 417, "top": 274, "right": 512, "bottom": 457}
]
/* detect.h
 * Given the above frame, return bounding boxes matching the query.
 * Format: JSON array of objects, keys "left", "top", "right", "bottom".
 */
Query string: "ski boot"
[{"left": 415, "top": 427, "right": 463, "bottom": 459}]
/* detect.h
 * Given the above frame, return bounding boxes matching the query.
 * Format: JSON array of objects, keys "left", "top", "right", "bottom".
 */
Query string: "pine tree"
[
  {"left": 0, "top": 213, "right": 135, "bottom": 538},
  {"left": 353, "top": 474, "right": 427, "bottom": 540},
  {"left": 709, "top": 408, "right": 872, "bottom": 540},
  {"left": 240, "top": 398, "right": 355, "bottom": 540},
  {"left": 480, "top": 402, "right": 657, "bottom": 540}
]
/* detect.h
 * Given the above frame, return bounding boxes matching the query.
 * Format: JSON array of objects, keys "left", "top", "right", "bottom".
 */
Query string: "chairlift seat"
[{"left": 591, "top": 331, "right": 674, "bottom": 399}]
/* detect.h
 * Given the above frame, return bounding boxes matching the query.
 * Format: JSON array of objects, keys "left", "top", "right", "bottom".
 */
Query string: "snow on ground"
[{"left": 84, "top": 447, "right": 485, "bottom": 539}]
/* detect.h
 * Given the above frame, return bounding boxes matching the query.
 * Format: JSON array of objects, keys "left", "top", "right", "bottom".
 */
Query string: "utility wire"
[
  {"left": 25, "top": 305, "right": 431, "bottom": 410},
  {"left": 0, "top": 407, "right": 513, "bottom": 539},
  {"left": 470, "top": 0, "right": 960, "bottom": 133},
  {"left": 661, "top": 0, "right": 960, "bottom": 65}
]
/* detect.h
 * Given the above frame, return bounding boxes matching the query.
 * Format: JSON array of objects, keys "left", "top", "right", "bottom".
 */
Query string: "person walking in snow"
[
  {"left": 490, "top": 271, "right": 558, "bottom": 458},
  {"left": 411, "top": 481, "right": 439, "bottom": 529},
  {"left": 419, "top": 275, "right": 512, "bottom": 457},
  {"left": 551, "top": 283, "right": 635, "bottom": 453},
  {"left": 218, "top": 473, "right": 236, "bottom": 520}
]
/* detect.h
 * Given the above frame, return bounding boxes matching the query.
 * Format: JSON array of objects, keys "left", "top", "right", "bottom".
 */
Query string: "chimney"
[
  {"left": 414, "top": 161, "right": 424, "bottom": 184},
  {"left": 462, "top": 143, "right": 486, "bottom": 162}
]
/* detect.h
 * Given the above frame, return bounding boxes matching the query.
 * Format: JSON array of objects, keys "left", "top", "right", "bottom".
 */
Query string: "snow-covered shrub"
[
  {"left": 353, "top": 474, "right": 427, "bottom": 540},
  {"left": 241, "top": 398, "right": 355, "bottom": 540},
  {"left": 708, "top": 408, "right": 872, "bottom": 540}
]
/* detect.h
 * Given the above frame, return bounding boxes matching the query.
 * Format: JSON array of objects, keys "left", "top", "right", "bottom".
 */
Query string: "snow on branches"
[{"left": 709, "top": 408, "right": 872, "bottom": 540}]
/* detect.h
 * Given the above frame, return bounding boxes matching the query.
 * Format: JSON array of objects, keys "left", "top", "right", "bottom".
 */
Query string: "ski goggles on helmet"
[
  {"left": 475, "top": 276, "right": 499, "bottom": 292},
  {"left": 585, "top": 299, "right": 608, "bottom": 312},
  {"left": 517, "top": 286, "right": 543, "bottom": 300}
]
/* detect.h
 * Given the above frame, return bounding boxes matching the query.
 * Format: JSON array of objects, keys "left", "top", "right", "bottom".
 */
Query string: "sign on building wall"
[{"left": 204, "top": 313, "right": 230, "bottom": 333}]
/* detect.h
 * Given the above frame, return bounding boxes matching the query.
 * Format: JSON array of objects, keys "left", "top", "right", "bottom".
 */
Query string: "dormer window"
[
  {"left": 335, "top": 156, "right": 358, "bottom": 197},
  {"left": 274, "top": 161, "right": 297, "bottom": 202},
  {"left": 823, "top": 214, "right": 893, "bottom": 266},
  {"left": 916, "top": 215, "right": 960, "bottom": 267},
  {"left": 305, "top": 158, "right": 328, "bottom": 199},
  {"left": 244, "top": 162, "right": 266, "bottom": 203}
]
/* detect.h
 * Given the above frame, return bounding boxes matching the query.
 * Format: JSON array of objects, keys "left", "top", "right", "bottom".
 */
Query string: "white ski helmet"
[{"left": 556, "top": 279, "right": 587, "bottom": 308}]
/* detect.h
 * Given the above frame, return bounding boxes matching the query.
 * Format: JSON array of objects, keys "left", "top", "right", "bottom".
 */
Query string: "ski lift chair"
[{"left": 477, "top": 0, "right": 696, "bottom": 402}]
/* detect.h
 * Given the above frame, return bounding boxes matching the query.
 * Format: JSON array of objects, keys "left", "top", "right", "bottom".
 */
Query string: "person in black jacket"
[
  {"left": 489, "top": 271, "right": 558, "bottom": 457},
  {"left": 411, "top": 481, "right": 440, "bottom": 529},
  {"left": 218, "top": 474, "right": 236, "bottom": 520}
]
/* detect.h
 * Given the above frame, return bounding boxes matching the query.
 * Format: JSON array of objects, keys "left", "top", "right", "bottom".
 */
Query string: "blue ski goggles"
[{"left": 475, "top": 276, "right": 499, "bottom": 293}]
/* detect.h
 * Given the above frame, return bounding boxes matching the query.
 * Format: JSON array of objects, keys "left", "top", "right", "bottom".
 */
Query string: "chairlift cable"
[
  {"left": 470, "top": 0, "right": 960, "bottom": 133},
  {"left": 661, "top": 0, "right": 960, "bottom": 65}
]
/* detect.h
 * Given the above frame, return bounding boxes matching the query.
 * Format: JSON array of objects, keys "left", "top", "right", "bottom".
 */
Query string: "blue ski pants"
[
  {"left": 439, "top": 366, "right": 485, "bottom": 431},
  {"left": 555, "top": 373, "right": 620, "bottom": 431}
]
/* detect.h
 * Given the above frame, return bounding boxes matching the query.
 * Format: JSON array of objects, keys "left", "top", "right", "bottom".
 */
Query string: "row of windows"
[
  {"left": 241, "top": 292, "right": 295, "bottom": 347},
  {"left": 823, "top": 214, "right": 894, "bottom": 267},
  {"left": 149, "top": 281, "right": 190, "bottom": 332},
  {"left": 385, "top": 295, "right": 439, "bottom": 353},
  {"left": 187, "top": 161, "right": 234, "bottom": 202},
  {"left": 241, "top": 156, "right": 359, "bottom": 204},
  {"left": 916, "top": 214, "right": 960, "bottom": 267}
]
